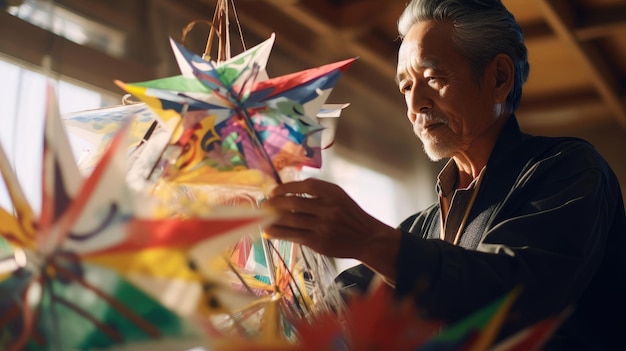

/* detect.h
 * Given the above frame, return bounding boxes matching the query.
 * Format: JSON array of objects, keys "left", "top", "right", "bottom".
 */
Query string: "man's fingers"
[
  {"left": 262, "top": 194, "right": 322, "bottom": 216},
  {"left": 262, "top": 225, "right": 313, "bottom": 243},
  {"left": 268, "top": 211, "right": 318, "bottom": 230},
  {"left": 269, "top": 178, "right": 330, "bottom": 197}
]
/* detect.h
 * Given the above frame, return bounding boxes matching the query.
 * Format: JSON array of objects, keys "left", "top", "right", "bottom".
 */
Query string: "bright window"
[
  {"left": 0, "top": 57, "right": 118, "bottom": 216},
  {"left": 8, "top": 0, "right": 126, "bottom": 58}
]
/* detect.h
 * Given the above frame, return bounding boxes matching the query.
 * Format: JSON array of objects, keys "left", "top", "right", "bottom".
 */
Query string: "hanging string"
[
  {"left": 230, "top": 0, "right": 247, "bottom": 52},
  {"left": 267, "top": 240, "right": 312, "bottom": 318},
  {"left": 180, "top": 0, "right": 246, "bottom": 63},
  {"left": 145, "top": 104, "right": 189, "bottom": 182},
  {"left": 204, "top": 0, "right": 230, "bottom": 62},
  {"left": 181, "top": 20, "right": 213, "bottom": 56}
]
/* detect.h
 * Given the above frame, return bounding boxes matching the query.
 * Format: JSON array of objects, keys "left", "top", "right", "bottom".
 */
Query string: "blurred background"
[{"left": 1, "top": 0, "right": 625, "bottom": 236}]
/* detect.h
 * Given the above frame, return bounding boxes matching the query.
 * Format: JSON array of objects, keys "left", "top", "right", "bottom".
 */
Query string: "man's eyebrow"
[
  {"left": 395, "top": 72, "right": 406, "bottom": 85},
  {"left": 395, "top": 58, "right": 440, "bottom": 84}
]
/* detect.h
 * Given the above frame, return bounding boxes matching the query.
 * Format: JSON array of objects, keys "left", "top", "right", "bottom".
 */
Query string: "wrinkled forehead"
[
  {"left": 396, "top": 21, "right": 456, "bottom": 78},
  {"left": 396, "top": 55, "right": 440, "bottom": 84}
]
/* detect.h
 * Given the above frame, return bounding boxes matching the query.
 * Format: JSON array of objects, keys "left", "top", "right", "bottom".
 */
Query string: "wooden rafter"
[
  {"left": 575, "top": 5, "right": 626, "bottom": 40},
  {"left": 532, "top": 0, "right": 626, "bottom": 127}
]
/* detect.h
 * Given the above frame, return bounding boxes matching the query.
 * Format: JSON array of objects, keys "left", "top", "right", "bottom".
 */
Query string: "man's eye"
[{"left": 399, "top": 83, "right": 412, "bottom": 93}]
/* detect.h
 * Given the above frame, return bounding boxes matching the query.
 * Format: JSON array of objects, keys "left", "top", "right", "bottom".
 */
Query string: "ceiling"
[{"left": 2, "top": 0, "right": 626, "bottom": 176}]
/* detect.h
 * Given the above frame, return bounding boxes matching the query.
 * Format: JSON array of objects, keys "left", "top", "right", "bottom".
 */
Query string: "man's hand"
[{"left": 261, "top": 178, "right": 402, "bottom": 282}]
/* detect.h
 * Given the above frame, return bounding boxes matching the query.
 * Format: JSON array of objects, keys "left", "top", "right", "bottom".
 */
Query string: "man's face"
[{"left": 396, "top": 20, "right": 500, "bottom": 161}]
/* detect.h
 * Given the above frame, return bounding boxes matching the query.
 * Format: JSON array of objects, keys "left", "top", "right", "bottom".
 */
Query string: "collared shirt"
[{"left": 436, "top": 160, "right": 486, "bottom": 244}]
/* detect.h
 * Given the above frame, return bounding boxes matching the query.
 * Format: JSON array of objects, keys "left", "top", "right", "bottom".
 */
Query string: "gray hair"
[{"left": 398, "top": 0, "right": 529, "bottom": 112}]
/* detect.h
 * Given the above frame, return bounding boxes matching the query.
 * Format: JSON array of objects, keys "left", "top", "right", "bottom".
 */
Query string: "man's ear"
[{"left": 489, "top": 53, "right": 514, "bottom": 104}]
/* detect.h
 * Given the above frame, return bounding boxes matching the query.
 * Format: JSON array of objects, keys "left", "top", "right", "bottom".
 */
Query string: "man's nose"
[{"left": 407, "top": 81, "right": 433, "bottom": 116}]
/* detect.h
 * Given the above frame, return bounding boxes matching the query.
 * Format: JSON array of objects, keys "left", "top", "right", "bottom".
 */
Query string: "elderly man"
[{"left": 262, "top": 0, "right": 626, "bottom": 349}]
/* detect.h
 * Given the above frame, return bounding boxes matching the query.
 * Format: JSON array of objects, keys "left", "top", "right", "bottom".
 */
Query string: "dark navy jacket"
[{"left": 340, "top": 116, "right": 626, "bottom": 350}]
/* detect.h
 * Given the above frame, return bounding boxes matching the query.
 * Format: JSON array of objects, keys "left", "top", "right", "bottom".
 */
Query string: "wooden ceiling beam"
[
  {"left": 520, "top": 20, "right": 553, "bottom": 40},
  {"left": 235, "top": 0, "right": 398, "bottom": 77},
  {"left": 532, "top": 0, "right": 626, "bottom": 127},
  {"left": 517, "top": 88, "right": 615, "bottom": 131},
  {"left": 54, "top": 0, "right": 140, "bottom": 31},
  {"left": 299, "top": 0, "right": 388, "bottom": 29},
  {"left": 575, "top": 5, "right": 626, "bottom": 41},
  {"left": 0, "top": 12, "right": 154, "bottom": 94},
  {"left": 519, "top": 88, "right": 599, "bottom": 112}
]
